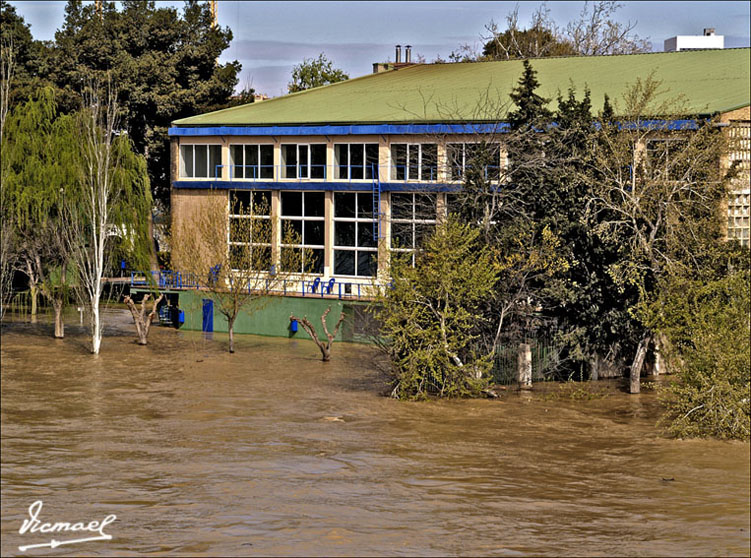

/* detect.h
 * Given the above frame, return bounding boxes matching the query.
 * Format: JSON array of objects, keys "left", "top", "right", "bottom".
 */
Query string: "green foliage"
[
  {"left": 374, "top": 218, "right": 499, "bottom": 399},
  {"left": 288, "top": 53, "right": 348, "bottom": 93},
  {"left": 651, "top": 267, "right": 750, "bottom": 440}
]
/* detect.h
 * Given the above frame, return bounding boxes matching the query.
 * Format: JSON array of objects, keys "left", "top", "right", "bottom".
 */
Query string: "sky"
[{"left": 10, "top": 1, "right": 751, "bottom": 97}]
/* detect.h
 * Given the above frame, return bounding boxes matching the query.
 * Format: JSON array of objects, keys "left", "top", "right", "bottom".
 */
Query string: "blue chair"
[
  {"left": 308, "top": 277, "right": 321, "bottom": 293},
  {"left": 324, "top": 278, "right": 336, "bottom": 294}
]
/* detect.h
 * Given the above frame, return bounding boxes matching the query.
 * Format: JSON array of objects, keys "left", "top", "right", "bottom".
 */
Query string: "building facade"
[{"left": 168, "top": 48, "right": 750, "bottom": 308}]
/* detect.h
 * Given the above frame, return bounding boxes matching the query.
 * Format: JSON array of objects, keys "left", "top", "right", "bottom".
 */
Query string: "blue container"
[
  {"left": 290, "top": 319, "right": 298, "bottom": 333},
  {"left": 178, "top": 310, "right": 185, "bottom": 324}
]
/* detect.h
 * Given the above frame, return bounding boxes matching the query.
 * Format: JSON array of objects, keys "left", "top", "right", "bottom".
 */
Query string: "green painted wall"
[{"left": 135, "top": 289, "right": 372, "bottom": 343}]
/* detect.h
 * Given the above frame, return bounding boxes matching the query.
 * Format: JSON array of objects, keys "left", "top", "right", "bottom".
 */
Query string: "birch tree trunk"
[
  {"left": 52, "top": 298, "right": 64, "bottom": 338},
  {"left": 517, "top": 342, "right": 532, "bottom": 389},
  {"left": 629, "top": 335, "right": 651, "bottom": 394}
]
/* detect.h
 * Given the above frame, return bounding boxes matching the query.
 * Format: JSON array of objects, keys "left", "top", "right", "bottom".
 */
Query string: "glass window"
[
  {"left": 281, "top": 191, "right": 325, "bottom": 274},
  {"left": 333, "top": 192, "right": 378, "bottom": 277},
  {"left": 390, "top": 143, "right": 437, "bottom": 181},
  {"left": 230, "top": 145, "right": 274, "bottom": 179},
  {"left": 228, "top": 190, "right": 272, "bottom": 271},
  {"left": 281, "top": 144, "right": 326, "bottom": 179},
  {"left": 448, "top": 143, "right": 502, "bottom": 182},
  {"left": 180, "top": 144, "right": 222, "bottom": 178},
  {"left": 390, "top": 192, "right": 436, "bottom": 266},
  {"left": 334, "top": 143, "right": 379, "bottom": 180}
]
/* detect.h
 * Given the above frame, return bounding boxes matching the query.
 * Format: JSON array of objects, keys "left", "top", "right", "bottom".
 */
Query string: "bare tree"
[
  {"left": 566, "top": 1, "right": 650, "bottom": 56},
  {"left": 0, "top": 34, "right": 15, "bottom": 320},
  {"left": 123, "top": 292, "right": 164, "bottom": 345},
  {"left": 62, "top": 78, "right": 151, "bottom": 354},
  {"left": 289, "top": 307, "right": 346, "bottom": 361},
  {"left": 585, "top": 76, "right": 730, "bottom": 392},
  {"left": 172, "top": 195, "right": 311, "bottom": 353}
]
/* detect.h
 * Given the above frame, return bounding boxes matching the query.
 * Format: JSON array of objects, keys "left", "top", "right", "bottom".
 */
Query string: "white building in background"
[{"left": 665, "top": 28, "right": 724, "bottom": 52}]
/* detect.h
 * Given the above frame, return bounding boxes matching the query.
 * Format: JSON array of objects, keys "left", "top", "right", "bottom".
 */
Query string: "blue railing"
[{"left": 130, "top": 270, "right": 376, "bottom": 300}]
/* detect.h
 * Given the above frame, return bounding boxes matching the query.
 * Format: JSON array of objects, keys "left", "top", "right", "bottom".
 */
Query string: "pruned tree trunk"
[
  {"left": 517, "top": 342, "right": 532, "bottom": 389},
  {"left": 228, "top": 315, "right": 236, "bottom": 353},
  {"left": 123, "top": 293, "right": 163, "bottom": 345},
  {"left": 589, "top": 353, "right": 599, "bottom": 381},
  {"left": 629, "top": 335, "right": 652, "bottom": 394},
  {"left": 52, "top": 298, "right": 64, "bottom": 338},
  {"left": 290, "top": 307, "right": 345, "bottom": 362}
]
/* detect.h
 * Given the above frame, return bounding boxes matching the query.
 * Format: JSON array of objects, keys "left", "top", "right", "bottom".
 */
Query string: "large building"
[{"left": 165, "top": 48, "right": 750, "bottom": 333}]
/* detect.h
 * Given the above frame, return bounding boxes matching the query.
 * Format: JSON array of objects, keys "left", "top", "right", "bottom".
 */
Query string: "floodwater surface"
[{"left": 1, "top": 310, "right": 749, "bottom": 556}]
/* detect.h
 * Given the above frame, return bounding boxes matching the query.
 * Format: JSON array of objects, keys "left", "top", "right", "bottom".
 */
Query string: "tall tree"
[
  {"left": 62, "top": 79, "right": 152, "bottom": 354},
  {"left": 288, "top": 53, "right": 348, "bottom": 93},
  {"left": 50, "top": 0, "right": 241, "bottom": 207}
]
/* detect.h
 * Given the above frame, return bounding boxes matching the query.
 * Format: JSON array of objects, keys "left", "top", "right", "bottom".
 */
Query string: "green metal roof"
[{"left": 173, "top": 48, "right": 750, "bottom": 126}]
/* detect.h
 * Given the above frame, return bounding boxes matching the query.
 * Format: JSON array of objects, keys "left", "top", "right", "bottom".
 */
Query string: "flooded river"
[{"left": 1, "top": 310, "right": 749, "bottom": 556}]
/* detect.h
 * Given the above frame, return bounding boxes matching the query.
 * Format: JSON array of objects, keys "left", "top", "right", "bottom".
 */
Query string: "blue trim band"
[
  {"left": 168, "top": 123, "right": 511, "bottom": 137},
  {"left": 172, "top": 181, "right": 462, "bottom": 192}
]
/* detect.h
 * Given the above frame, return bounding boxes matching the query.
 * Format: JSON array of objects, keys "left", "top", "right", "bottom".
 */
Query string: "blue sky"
[{"left": 11, "top": 1, "right": 751, "bottom": 97}]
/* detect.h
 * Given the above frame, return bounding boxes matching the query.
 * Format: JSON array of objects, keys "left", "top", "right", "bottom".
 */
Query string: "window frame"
[
  {"left": 229, "top": 144, "right": 274, "bottom": 180},
  {"left": 390, "top": 143, "right": 438, "bottom": 182},
  {"left": 180, "top": 143, "right": 223, "bottom": 179},
  {"left": 281, "top": 143, "right": 327, "bottom": 180},
  {"left": 279, "top": 190, "right": 326, "bottom": 274},
  {"left": 390, "top": 192, "right": 437, "bottom": 266},
  {"left": 333, "top": 192, "right": 378, "bottom": 277},
  {"left": 334, "top": 143, "right": 379, "bottom": 180},
  {"left": 228, "top": 190, "right": 273, "bottom": 272}
]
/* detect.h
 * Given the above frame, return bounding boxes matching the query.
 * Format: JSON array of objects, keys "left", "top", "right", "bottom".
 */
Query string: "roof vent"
[
  {"left": 405, "top": 45, "right": 412, "bottom": 63},
  {"left": 395, "top": 45, "right": 401, "bottom": 64},
  {"left": 703, "top": 28, "right": 715, "bottom": 36}
]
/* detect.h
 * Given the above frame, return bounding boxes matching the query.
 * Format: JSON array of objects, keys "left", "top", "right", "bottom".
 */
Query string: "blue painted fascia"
[
  {"left": 172, "top": 180, "right": 462, "bottom": 192},
  {"left": 168, "top": 123, "right": 511, "bottom": 137}
]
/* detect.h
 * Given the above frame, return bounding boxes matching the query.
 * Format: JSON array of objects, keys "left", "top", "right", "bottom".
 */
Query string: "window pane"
[
  {"left": 306, "top": 249, "right": 325, "bottom": 274},
  {"left": 280, "top": 247, "right": 302, "bottom": 273},
  {"left": 448, "top": 144, "right": 463, "bottom": 181},
  {"left": 282, "top": 145, "right": 297, "bottom": 178},
  {"left": 310, "top": 144, "right": 326, "bottom": 179},
  {"left": 350, "top": 144, "right": 364, "bottom": 179},
  {"left": 335, "top": 193, "right": 356, "bottom": 218},
  {"left": 230, "top": 145, "right": 243, "bottom": 179},
  {"left": 250, "top": 217, "right": 271, "bottom": 244},
  {"left": 229, "top": 218, "right": 248, "bottom": 242},
  {"left": 298, "top": 145, "right": 309, "bottom": 178},
  {"left": 391, "top": 222, "right": 413, "bottom": 249},
  {"left": 391, "top": 193, "right": 413, "bottom": 220},
  {"left": 229, "top": 244, "right": 248, "bottom": 270},
  {"left": 357, "top": 251, "right": 376, "bottom": 277},
  {"left": 259, "top": 145, "right": 274, "bottom": 178},
  {"left": 357, "top": 193, "right": 374, "bottom": 218},
  {"left": 180, "top": 145, "right": 194, "bottom": 177},
  {"left": 414, "top": 223, "right": 434, "bottom": 247},
  {"left": 281, "top": 191, "right": 303, "bottom": 216},
  {"left": 421, "top": 144, "right": 437, "bottom": 181},
  {"left": 366, "top": 144, "right": 379, "bottom": 179},
  {"left": 252, "top": 246, "right": 272, "bottom": 272},
  {"left": 195, "top": 145, "right": 208, "bottom": 177},
  {"left": 335, "top": 221, "right": 356, "bottom": 246},
  {"left": 252, "top": 191, "right": 271, "bottom": 215},
  {"left": 414, "top": 193, "right": 437, "bottom": 220},
  {"left": 335, "top": 250, "right": 355, "bottom": 275},
  {"left": 487, "top": 144, "right": 501, "bottom": 180},
  {"left": 231, "top": 190, "right": 251, "bottom": 215},
  {"left": 335, "top": 144, "right": 348, "bottom": 179},
  {"left": 283, "top": 219, "right": 303, "bottom": 243},
  {"left": 358, "top": 222, "right": 376, "bottom": 248},
  {"left": 408, "top": 145, "right": 419, "bottom": 180},
  {"left": 305, "top": 220, "right": 324, "bottom": 246},
  {"left": 246, "top": 145, "right": 259, "bottom": 179},
  {"left": 392, "top": 144, "right": 407, "bottom": 180},
  {"left": 304, "top": 191, "right": 325, "bottom": 217},
  {"left": 209, "top": 145, "right": 222, "bottom": 178}
]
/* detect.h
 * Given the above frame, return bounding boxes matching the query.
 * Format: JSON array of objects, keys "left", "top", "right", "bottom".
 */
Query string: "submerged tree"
[
  {"left": 172, "top": 194, "right": 310, "bottom": 353},
  {"left": 123, "top": 292, "right": 164, "bottom": 345},
  {"left": 62, "top": 79, "right": 151, "bottom": 354},
  {"left": 374, "top": 218, "right": 500, "bottom": 399},
  {"left": 289, "top": 307, "right": 346, "bottom": 362}
]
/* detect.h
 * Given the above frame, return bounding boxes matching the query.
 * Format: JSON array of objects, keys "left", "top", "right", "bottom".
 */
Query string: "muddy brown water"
[{"left": 1, "top": 310, "right": 749, "bottom": 557}]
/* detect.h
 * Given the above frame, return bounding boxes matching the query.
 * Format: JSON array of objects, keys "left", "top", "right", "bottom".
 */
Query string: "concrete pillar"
[
  {"left": 517, "top": 342, "right": 532, "bottom": 389},
  {"left": 324, "top": 191, "right": 334, "bottom": 276}
]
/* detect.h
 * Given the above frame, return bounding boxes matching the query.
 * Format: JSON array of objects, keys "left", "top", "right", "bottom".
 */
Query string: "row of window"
[
  {"left": 180, "top": 142, "right": 504, "bottom": 181},
  {"left": 228, "top": 191, "right": 437, "bottom": 276}
]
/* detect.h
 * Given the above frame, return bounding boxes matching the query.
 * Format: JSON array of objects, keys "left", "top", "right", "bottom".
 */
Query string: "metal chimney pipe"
[
  {"left": 395, "top": 45, "right": 402, "bottom": 63},
  {"left": 405, "top": 45, "right": 412, "bottom": 63}
]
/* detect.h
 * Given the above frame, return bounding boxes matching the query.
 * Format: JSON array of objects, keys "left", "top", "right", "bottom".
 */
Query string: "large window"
[
  {"left": 447, "top": 143, "right": 502, "bottom": 181},
  {"left": 281, "top": 144, "right": 326, "bottom": 179},
  {"left": 334, "top": 193, "right": 377, "bottom": 277},
  {"left": 180, "top": 144, "right": 222, "bottom": 178},
  {"left": 391, "top": 193, "right": 437, "bottom": 265},
  {"left": 727, "top": 121, "right": 750, "bottom": 246},
  {"left": 280, "top": 191, "right": 325, "bottom": 274},
  {"left": 390, "top": 144, "right": 438, "bottom": 181},
  {"left": 228, "top": 190, "right": 272, "bottom": 271},
  {"left": 334, "top": 143, "right": 379, "bottom": 180},
  {"left": 646, "top": 138, "right": 688, "bottom": 181},
  {"left": 230, "top": 144, "right": 273, "bottom": 179}
]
